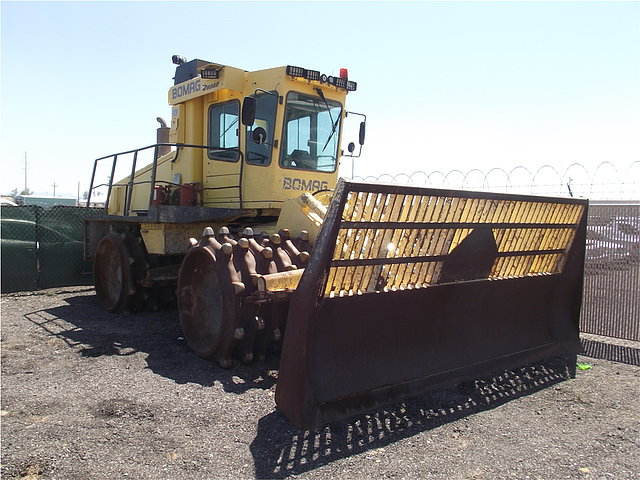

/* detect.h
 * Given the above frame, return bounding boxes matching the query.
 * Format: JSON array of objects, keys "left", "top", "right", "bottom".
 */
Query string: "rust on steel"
[
  {"left": 93, "top": 231, "right": 145, "bottom": 312},
  {"left": 276, "top": 179, "right": 588, "bottom": 429}
]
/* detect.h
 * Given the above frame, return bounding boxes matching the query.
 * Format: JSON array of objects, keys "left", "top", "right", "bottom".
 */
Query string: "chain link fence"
[{"left": 1, "top": 205, "right": 103, "bottom": 293}]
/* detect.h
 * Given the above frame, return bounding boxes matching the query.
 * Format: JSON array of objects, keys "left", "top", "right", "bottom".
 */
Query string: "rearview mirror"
[
  {"left": 241, "top": 97, "right": 256, "bottom": 126},
  {"left": 343, "top": 111, "right": 366, "bottom": 158}
]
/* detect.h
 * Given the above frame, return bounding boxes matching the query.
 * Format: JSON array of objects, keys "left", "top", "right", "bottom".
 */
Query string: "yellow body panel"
[
  {"left": 180, "top": 96, "right": 205, "bottom": 183},
  {"left": 275, "top": 193, "right": 329, "bottom": 244}
]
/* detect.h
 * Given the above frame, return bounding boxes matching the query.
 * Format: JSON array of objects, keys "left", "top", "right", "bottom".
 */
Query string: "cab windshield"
[{"left": 279, "top": 92, "right": 342, "bottom": 172}]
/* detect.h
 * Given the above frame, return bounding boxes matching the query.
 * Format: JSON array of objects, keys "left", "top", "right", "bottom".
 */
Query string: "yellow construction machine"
[{"left": 86, "top": 56, "right": 589, "bottom": 429}]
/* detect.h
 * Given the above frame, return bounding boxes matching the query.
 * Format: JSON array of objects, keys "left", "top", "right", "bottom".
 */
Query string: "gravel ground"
[{"left": 1, "top": 286, "right": 638, "bottom": 480}]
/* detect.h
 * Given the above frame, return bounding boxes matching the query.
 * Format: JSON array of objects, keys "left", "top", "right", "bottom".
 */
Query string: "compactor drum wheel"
[
  {"left": 177, "top": 227, "right": 311, "bottom": 368},
  {"left": 177, "top": 245, "right": 235, "bottom": 362},
  {"left": 93, "top": 232, "right": 133, "bottom": 312}
]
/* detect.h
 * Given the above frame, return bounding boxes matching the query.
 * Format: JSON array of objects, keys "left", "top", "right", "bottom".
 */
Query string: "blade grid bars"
[{"left": 325, "top": 188, "right": 585, "bottom": 297}]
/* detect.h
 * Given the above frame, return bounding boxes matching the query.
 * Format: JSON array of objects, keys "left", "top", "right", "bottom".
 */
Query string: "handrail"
[
  {"left": 124, "top": 150, "right": 139, "bottom": 216},
  {"left": 87, "top": 143, "right": 244, "bottom": 216},
  {"left": 147, "top": 145, "right": 159, "bottom": 214},
  {"left": 104, "top": 154, "right": 118, "bottom": 212}
]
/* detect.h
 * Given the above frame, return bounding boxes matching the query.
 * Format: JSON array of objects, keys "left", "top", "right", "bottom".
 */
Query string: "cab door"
[
  {"left": 203, "top": 99, "right": 243, "bottom": 209},
  {"left": 242, "top": 91, "right": 280, "bottom": 208}
]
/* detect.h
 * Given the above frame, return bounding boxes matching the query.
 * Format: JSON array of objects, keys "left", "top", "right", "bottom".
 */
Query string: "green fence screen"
[{"left": 1, "top": 206, "right": 103, "bottom": 293}]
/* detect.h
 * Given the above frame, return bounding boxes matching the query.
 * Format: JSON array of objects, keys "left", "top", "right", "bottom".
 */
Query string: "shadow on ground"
[
  {"left": 249, "top": 356, "right": 575, "bottom": 479},
  {"left": 23, "top": 293, "right": 278, "bottom": 393},
  {"left": 581, "top": 338, "right": 640, "bottom": 366}
]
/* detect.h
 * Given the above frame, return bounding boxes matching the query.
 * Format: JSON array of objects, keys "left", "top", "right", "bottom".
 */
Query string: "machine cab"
[{"left": 167, "top": 59, "right": 359, "bottom": 215}]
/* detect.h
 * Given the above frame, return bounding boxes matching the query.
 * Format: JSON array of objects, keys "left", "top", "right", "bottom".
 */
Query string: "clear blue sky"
[{"left": 1, "top": 1, "right": 638, "bottom": 197}]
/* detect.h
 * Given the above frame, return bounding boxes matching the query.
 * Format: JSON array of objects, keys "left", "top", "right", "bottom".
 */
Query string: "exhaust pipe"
[{"left": 156, "top": 117, "right": 171, "bottom": 158}]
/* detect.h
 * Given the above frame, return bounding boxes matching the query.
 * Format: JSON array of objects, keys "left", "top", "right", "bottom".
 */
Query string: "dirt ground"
[{"left": 1, "top": 286, "right": 638, "bottom": 480}]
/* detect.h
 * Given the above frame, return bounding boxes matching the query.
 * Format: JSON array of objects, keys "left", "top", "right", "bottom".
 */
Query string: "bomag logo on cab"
[
  {"left": 171, "top": 78, "right": 201, "bottom": 100},
  {"left": 283, "top": 177, "right": 329, "bottom": 192}
]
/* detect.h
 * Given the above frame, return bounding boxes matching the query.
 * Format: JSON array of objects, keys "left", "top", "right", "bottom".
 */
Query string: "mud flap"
[{"left": 276, "top": 179, "right": 588, "bottom": 429}]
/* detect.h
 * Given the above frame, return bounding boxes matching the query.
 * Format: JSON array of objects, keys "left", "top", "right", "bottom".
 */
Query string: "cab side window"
[
  {"left": 208, "top": 100, "right": 240, "bottom": 161},
  {"left": 246, "top": 92, "right": 277, "bottom": 166}
]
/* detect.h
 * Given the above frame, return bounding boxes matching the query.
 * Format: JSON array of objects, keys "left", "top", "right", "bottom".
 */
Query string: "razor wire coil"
[{"left": 352, "top": 161, "right": 639, "bottom": 200}]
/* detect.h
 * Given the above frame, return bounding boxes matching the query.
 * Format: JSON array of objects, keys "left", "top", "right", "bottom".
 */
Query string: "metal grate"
[{"left": 324, "top": 184, "right": 586, "bottom": 297}]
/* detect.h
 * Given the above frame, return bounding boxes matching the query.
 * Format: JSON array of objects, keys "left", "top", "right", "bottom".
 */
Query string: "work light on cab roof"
[{"left": 285, "top": 65, "right": 357, "bottom": 91}]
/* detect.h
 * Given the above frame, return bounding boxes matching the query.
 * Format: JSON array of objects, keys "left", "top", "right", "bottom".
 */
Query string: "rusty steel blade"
[{"left": 276, "top": 179, "right": 588, "bottom": 429}]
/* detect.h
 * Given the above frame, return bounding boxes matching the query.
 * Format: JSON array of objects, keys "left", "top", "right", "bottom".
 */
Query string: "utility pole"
[
  {"left": 23, "top": 152, "right": 28, "bottom": 191},
  {"left": 52, "top": 182, "right": 57, "bottom": 197}
]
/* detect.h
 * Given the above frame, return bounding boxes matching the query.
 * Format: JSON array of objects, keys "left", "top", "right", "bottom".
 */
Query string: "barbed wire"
[{"left": 352, "top": 161, "right": 639, "bottom": 200}]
